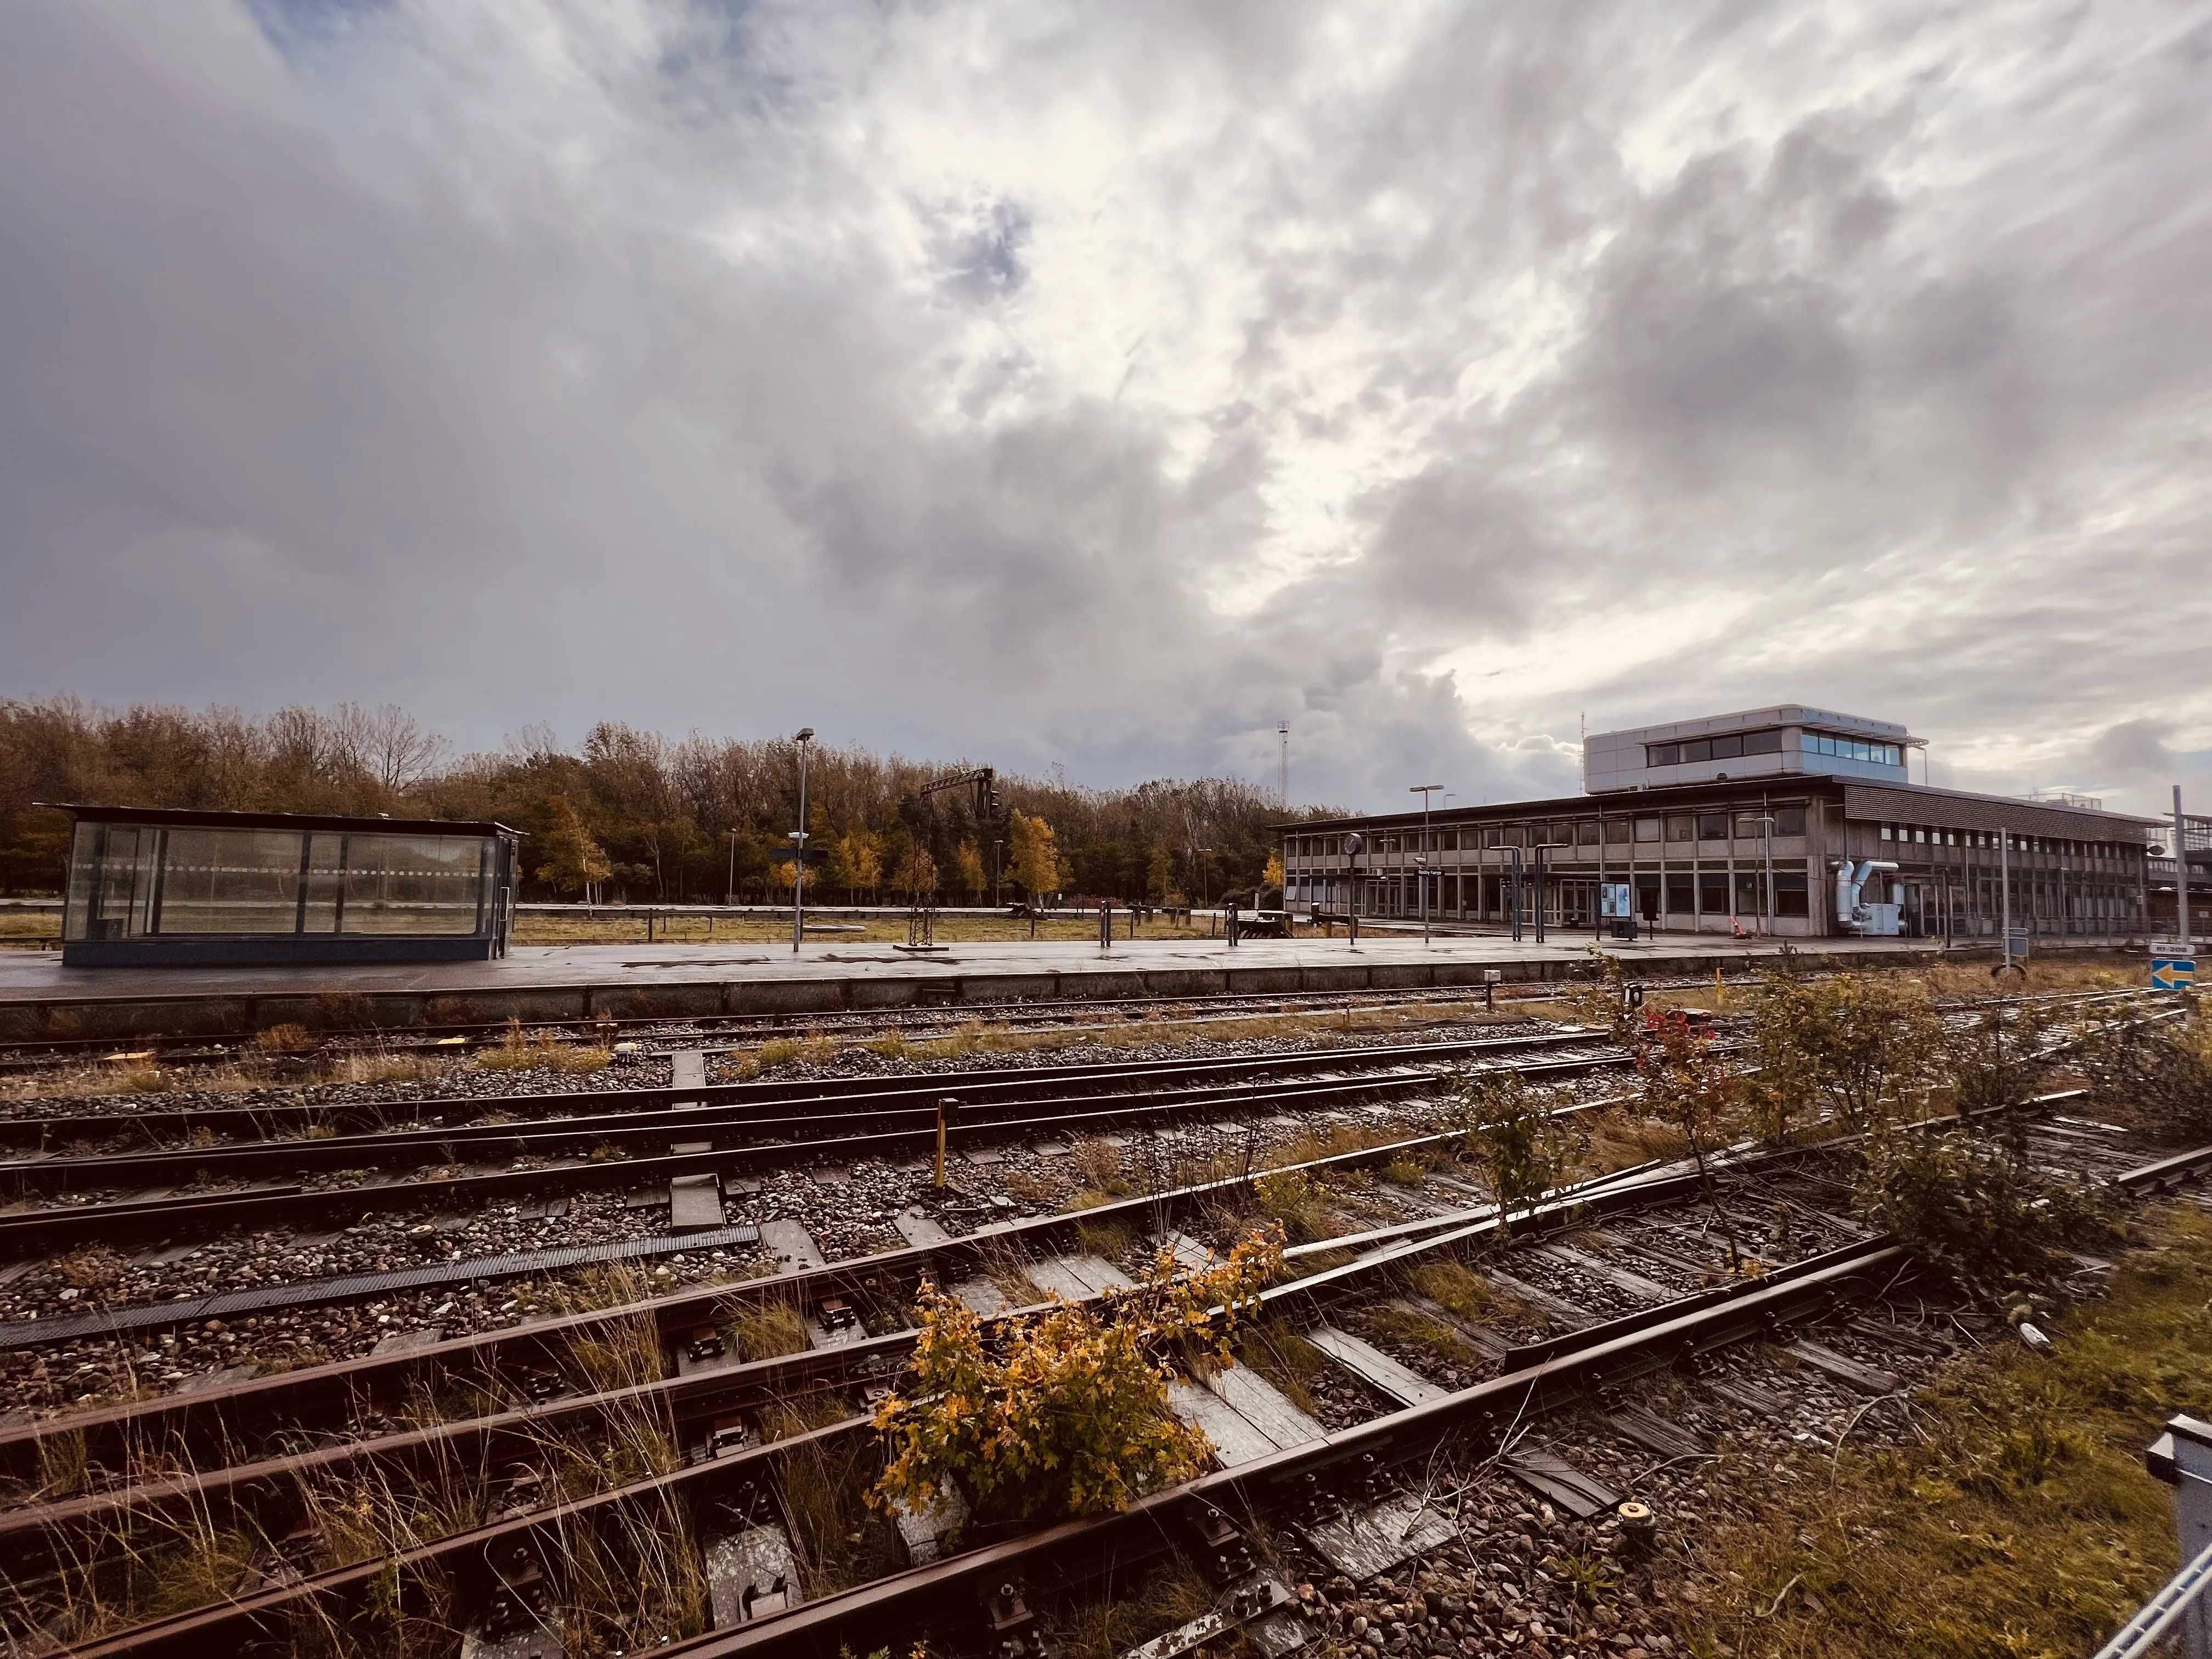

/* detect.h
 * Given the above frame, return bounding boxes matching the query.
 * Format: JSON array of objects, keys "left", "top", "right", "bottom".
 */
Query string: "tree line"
[{"left": 0, "top": 697, "right": 1341, "bottom": 905}]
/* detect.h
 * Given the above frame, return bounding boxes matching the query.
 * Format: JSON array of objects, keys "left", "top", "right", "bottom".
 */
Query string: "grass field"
[{"left": 1675, "top": 1204, "right": 2212, "bottom": 1659}]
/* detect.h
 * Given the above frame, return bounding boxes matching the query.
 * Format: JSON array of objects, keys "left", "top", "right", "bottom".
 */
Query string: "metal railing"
[{"left": 2092, "top": 1533, "right": 2212, "bottom": 1658}]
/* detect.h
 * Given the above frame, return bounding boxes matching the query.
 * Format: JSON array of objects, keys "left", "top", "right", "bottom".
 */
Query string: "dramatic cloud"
[{"left": 2, "top": 0, "right": 2207, "bottom": 816}]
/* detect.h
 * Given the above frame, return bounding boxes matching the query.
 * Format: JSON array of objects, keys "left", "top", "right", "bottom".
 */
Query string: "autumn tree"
[
  {"left": 827, "top": 827, "right": 883, "bottom": 902},
  {"left": 534, "top": 795, "right": 611, "bottom": 901},
  {"left": 871, "top": 1230, "right": 1282, "bottom": 1525},
  {"left": 1008, "top": 811, "right": 1060, "bottom": 899},
  {"left": 954, "top": 840, "right": 986, "bottom": 900}
]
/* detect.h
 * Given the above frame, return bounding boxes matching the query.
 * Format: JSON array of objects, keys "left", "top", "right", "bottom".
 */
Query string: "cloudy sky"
[{"left": 2, "top": 1, "right": 2208, "bottom": 818}]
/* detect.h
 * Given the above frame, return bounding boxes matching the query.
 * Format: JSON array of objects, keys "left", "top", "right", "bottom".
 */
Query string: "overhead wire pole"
[
  {"left": 2179, "top": 785, "right": 2195, "bottom": 963},
  {"left": 1409, "top": 784, "right": 1444, "bottom": 946},
  {"left": 791, "top": 727, "right": 814, "bottom": 955}
]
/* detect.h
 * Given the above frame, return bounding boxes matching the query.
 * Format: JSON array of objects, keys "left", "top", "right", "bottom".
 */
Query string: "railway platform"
[{"left": 0, "top": 930, "right": 1985, "bottom": 1043}]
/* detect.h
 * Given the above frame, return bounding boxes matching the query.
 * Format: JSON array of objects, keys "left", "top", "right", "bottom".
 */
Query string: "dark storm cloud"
[{"left": 0, "top": 0, "right": 2206, "bottom": 817}]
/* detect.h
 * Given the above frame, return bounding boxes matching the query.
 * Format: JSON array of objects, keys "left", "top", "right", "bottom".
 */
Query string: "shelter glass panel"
[
  {"left": 155, "top": 828, "right": 306, "bottom": 936},
  {"left": 67, "top": 822, "right": 161, "bottom": 941},
  {"left": 340, "top": 835, "right": 484, "bottom": 935}
]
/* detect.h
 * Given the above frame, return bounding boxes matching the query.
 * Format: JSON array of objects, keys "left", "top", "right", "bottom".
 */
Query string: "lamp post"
[
  {"left": 1343, "top": 832, "right": 1364, "bottom": 949},
  {"left": 791, "top": 727, "right": 814, "bottom": 954},
  {"left": 1409, "top": 785, "right": 1444, "bottom": 946},
  {"left": 724, "top": 829, "right": 740, "bottom": 908}
]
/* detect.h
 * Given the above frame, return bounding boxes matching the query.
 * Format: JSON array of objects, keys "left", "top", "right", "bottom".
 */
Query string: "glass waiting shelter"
[{"left": 47, "top": 805, "right": 521, "bottom": 966}]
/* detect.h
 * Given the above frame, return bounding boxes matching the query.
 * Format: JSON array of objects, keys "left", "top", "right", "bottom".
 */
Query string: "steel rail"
[
  {"left": 0, "top": 1029, "right": 1599, "bottom": 1177},
  {"left": 0, "top": 1092, "right": 1709, "bottom": 1566},
  {"left": 0, "top": 979, "right": 1614, "bottom": 1066},
  {"left": 0, "top": 1048, "right": 1635, "bottom": 1259},
  {"left": 36, "top": 1109, "right": 2196, "bottom": 1657},
  {"left": 0, "top": 1122, "right": 1486, "bottom": 1487},
  {"left": 0, "top": 1026, "right": 1593, "bottom": 1152},
  {"left": 41, "top": 1208, "right": 1905, "bottom": 1659}
]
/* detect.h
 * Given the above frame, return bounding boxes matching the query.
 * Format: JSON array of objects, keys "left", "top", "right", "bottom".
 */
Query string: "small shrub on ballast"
[
  {"left": 1452, "top": 1068, "right": 1586, "bottom": 1233},
  {"left": 870, "top": 1228, "right": 1282, "bottom": 1524},
  {"left": 2076, "top": 1007, "right": 2212, "bottom": 1142},
  {"left": 1743, "top": 964, "right": 1940, "bottom": 1142},
  {"left": 1854, "top": 1119, "right": 2118, "bottom": 1305}
]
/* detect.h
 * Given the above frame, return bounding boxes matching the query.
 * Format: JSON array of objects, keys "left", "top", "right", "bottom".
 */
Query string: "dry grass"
[
  {"left": 333, "top": 1048, "right": 445, "bottom": 1086},
  {"left": 1408, "top": 1260, "right": 1494, "bottom": 1322},
  {"left": 1045, "top": 1558, "right": 1217, "bottom": 1659},
  {"left": 1677, "top": 1204, "right": 2212, "bottom": 1659},
  {"left": 1587, "top": 1105, "right": 1691, "bottom": 1170},
  {"left": 727, "top": 1303, "right": 809, "bottom": 1362},
  {"left": 475, "top": 1018, "right": 612, "bottom": 1075},
  {"left": 1233, "top": 1322, "right": 1330, "bottom": 1417},
  {"left": 1365, "top": 1303, "right": 1484, "bottom": 1369}
]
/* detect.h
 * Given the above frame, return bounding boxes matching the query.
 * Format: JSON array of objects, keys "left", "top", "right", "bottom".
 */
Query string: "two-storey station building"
[{"left": 1281, "top": 706, "right": 2157, "bottom": 943}]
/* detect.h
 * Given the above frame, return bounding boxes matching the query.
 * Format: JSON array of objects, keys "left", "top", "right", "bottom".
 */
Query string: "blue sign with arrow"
[{"left": 2151, "top": 957, "right": 2196, "bottom": 991}]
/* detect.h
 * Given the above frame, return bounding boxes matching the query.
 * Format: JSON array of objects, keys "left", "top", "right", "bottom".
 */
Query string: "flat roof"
[
  {"left": 1278, "top": 773, "right": 2159, "bottom": 836},
  {"left": 36, "top": 804, "right": 518, "bottom": 838},
  {"left": 1588, "top": 704, "right": 1909, "bottom": 742}
]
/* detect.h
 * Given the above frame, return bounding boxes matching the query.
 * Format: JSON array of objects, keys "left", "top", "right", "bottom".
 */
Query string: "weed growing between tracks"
[
  {"left": 1675, "top": 1205, "right": 2212, "bottom": 1659},
  {"left": 475, "top": 1018, "right": 612, "bottom": 1075},
  {"left": 872, "top": 1231, "right": 1283, "bottom": 1525}
]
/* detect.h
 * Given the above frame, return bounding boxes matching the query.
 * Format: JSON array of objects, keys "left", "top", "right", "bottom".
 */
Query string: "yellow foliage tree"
[
  {"left": 828, "top": 828, "right": 883, "bottom": 900},
  {"left": 955, "top": 840, "right": 986, "bottom": 899},
  {"left": 893, "top": 840, "right": 938, "bottom": 898},
  {"left": 534, "top": 795, "right": 611, "bottom": 899},
  {"left": 872, "top": 1229, "right": 1282, "bottom": 1524},
  {"left": 1008, "top": 811, "right": 1060, "bottom": 899},
  {"left": 1262, "top": 851, "right": 1285, "bottom": 892}
]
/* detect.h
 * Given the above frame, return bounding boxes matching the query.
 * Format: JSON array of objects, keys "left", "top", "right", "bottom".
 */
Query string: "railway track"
[
  {"left": 0, "top": 1031, "right": 1639, "bottom": 1260},
  {"left": 0, "top": 972, "right": 2137, "bottom": 1079},
  {"left": 5, "top": 1077, "right": 2197, "bottom": 1659},
  {"left": 0, "top": 981, "right": 1628, "bottom": 1074}
]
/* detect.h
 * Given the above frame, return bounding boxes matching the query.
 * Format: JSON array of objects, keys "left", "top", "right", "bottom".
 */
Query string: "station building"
[
  {"left": 1282, "top": 706, "right": 2158, "bottom": 942},
  {"left": 48, "top": 805, "right": 521, "bottom": 966}
]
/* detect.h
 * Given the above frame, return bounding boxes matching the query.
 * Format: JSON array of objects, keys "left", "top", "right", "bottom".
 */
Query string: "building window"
[
  {"left": 1666, "top": 873, "right": 1694, "bottom": 913},
  {"left": 1666, "top": 815, "right": 1695, "bottom": 843},
  {"left": 1775, "top": 805, "right": 1807, "bottom": 836},
  {"left": 1880, "top": 824, "right": 1893, "bottom": 840},
  {"left": 1699, "top": 813, "right": 1729, "bottom": 840},
  {"left": 1699, "top": 871, "right": 1731, "bottom": 912},
  {"left": 1645, "top": 728, "right": 1785, "bottom": 766},
  {"left": 1775, "top": 873, "right": 1809, "bottom": 917},
  {"left": 1634, "top": 817, "right": 1661, "bottom": 843},
  {"left": 1734, "top": 811, "right": 1771, "bottom": 839},
  {"left": 1577, "top": 820, "right": 1602, "bottom": 847},
  {"left": 1734, "top": 870, "right": 1767, "bottom": 916},
  {"left": 1605, "top": 817, "right": 1630, "bottom": 844},
  {"left": 1803, "top": 732, "right": 1903, "bottom": 766}
]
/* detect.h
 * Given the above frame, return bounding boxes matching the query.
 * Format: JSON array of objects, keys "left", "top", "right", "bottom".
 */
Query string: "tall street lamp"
[
  {"left": 1409, "top": 785, "right": 1444, "bottom": 946},
  {"left": 791, "top": 727, "right": 815, "bottom": 954},
  {"left": 724, "top": 829, "right": 741, "bottom": 907}
]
